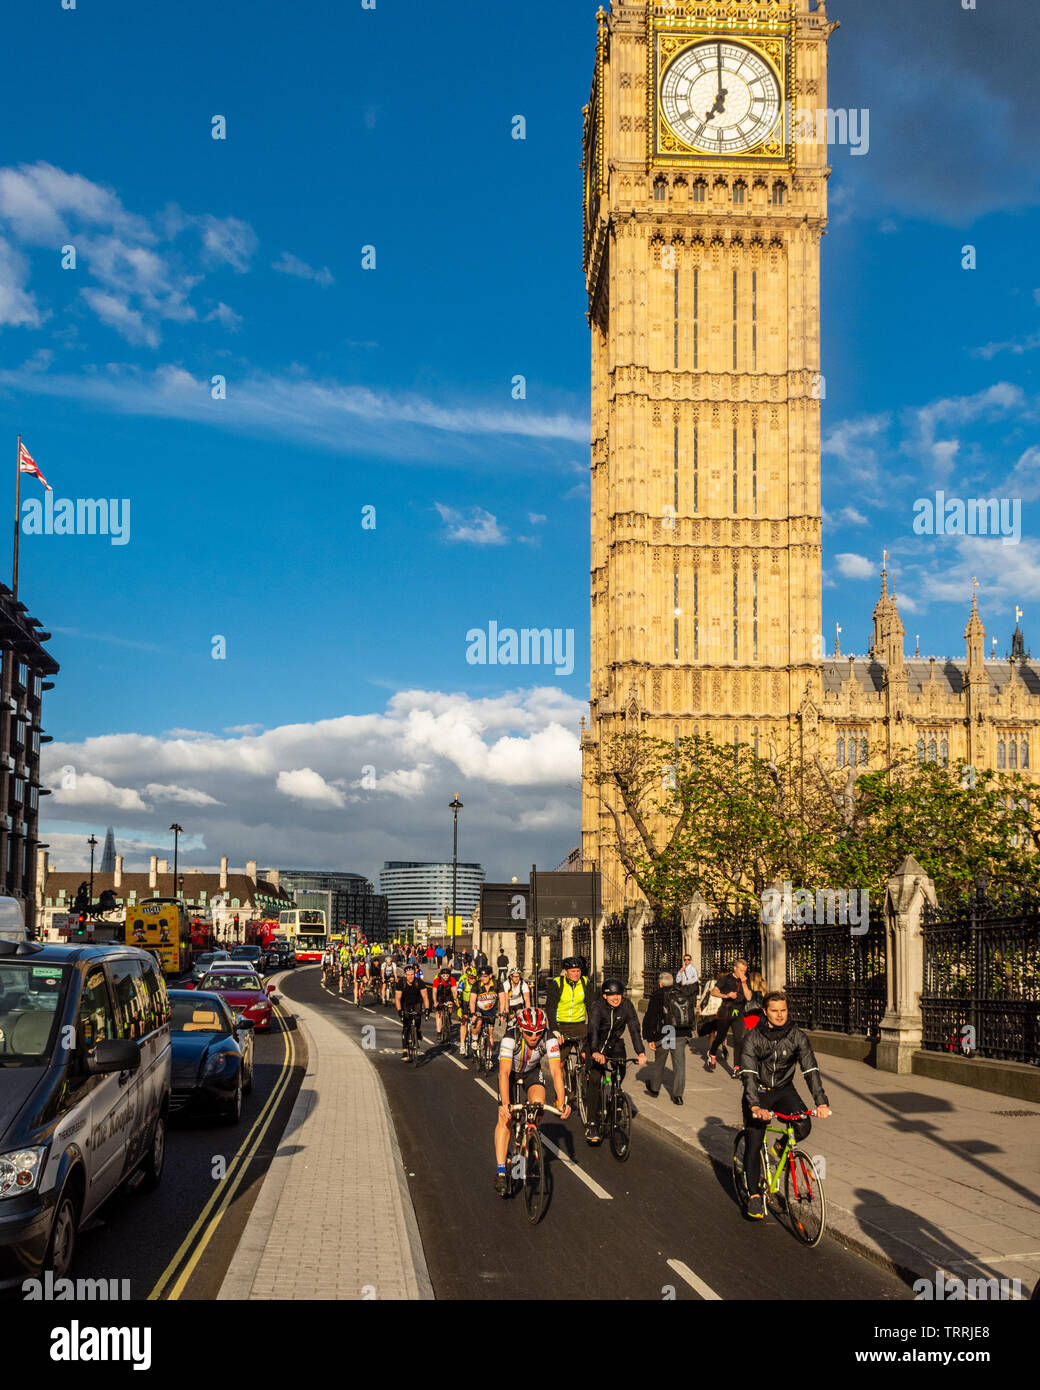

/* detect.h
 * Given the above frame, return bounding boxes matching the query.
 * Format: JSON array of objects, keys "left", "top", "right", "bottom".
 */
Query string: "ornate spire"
[
  {"left": 1009, "top": 604, "right": 1030, "bottom": 662},
  {"left": 834, "top": 622, "right": 841, "bottom": 658},
  {"left": 870, "top": 552, "right": 894, "bottom": 658},
  {"left": 964, "top": 578, "right": 986, "bottom": 675}
]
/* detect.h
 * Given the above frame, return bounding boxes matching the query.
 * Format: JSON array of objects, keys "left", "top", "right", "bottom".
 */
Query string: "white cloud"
[
  {"left": 143, "top": 783, "right": 223, "bottom": 807},
  {"left": 0, "top": 361, "right": 587, "bottom": 464},
  {"left": 435, "top": 503, "right": 506, "bottom": 545},
  {"left": 50, "top": 772, "right": 148, "bottom": 812},
  {"left": 272, "top": 251, "right": 334, "bottom": 288},
  {"left": 80, "top": 288, "right": 159, "bottom": 348},
  {"left": 834, "top": 553, "right": 875, "bottom": 580},
  {"left": 224, "top": 723, "right": 264, "bottom": 735},
  {"left": 276, "top": 767, "right": 346, "bottom": 808},
  {"left": 39, "top": 687, "right": 586, "bottom": 881},
  {"left": 206, "top": 302, "right": 242, "bottom": 330},
  {"left": 528, "top": 513, "right": 547, "bottom": 525},
  {"left": 0, "top": 236, "right": 41, "bottom": 326},
  {"left": 198, "top": 214, "right": 257, "bottom": 272},
  {"left": 838, "top": 506, "right": 868, "bottom": 526}
]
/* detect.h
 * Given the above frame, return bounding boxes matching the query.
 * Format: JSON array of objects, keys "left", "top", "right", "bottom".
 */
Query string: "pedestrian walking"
[
  {"left": 425, "top": 944, "right": 435, "bottom": 963},
  {"left": 697, "top": 958, "right": 749, "bottom": 1073},
  {"left": 496, "top": 948, "right": 509, "bottom": 982},
  {"left": 676, "top": 954, "right": 699, "bottom": 988},
  {"left": 642, "top": 970, "right": 695, "bottom": 1104}
]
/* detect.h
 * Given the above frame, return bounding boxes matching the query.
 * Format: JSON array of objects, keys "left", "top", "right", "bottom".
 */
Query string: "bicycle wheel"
[
  {"left": 609, "top": 1089, "right": 633, "bottom": 1161},
  {"left": 784, "top": 1149, "right": 826, "bottom": 1247},
  {"left": 575, "top": 1059, "right": 589, "bottom": 1126},
  {"left": 483, "top": 1028, "right": 495, "bottom": 1072},
  {"left": 407, "top": 1019, "right": 418, "bottom": 1064},
  {"left": 522, "top": 1129, "right": 549, "bottom": 1224}
]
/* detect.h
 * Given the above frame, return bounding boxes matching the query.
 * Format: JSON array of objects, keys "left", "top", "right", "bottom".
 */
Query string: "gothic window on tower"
[
  {"left": 997, "top": 737, "right": 1006, "bottom": 769},
  {"left": 732, "top": 271, "right": 739, "bottom": 370},
  {"left": 928, "top": 736, "right": 937, "bottom": 764},
  {"left": 752, "top": 426, "right": 758, "bottom": 514},
  {"left": 837, "top": 727, "right": 868, "bottom": 767},
  {"left": 693, "top": 571, "right": 699, "bottom": 660},
  {"left": 673, "top": 572, "right": 680, "bottom": 659},
  {"left": 693, "top": 423, "right": 699, "bottom": 509},
  {"left": 732, "top": 427, "right": 738, "bottom": 512},
  {"left": 939, "top": 736, "right": 949, "bottom": 766},
  {"left": 733, "top": 181, "right": 746, "bottom": 205},
  {"left": 732, "top": 570, "right": 739, "bottom": 661},
  {"left": 772, "top": 182, "right": 786, "bottom": 207},
  {"left": 654, "top": 178, "right": 667, "bottom": 202},
  {"left": 916, "top": 736, "right": 926, "bottom": 765},
  {"left": 693, "top": 269, "right": 700, "bottom": 370},
  {"left": 1009, "top": 738, "right": 1018, "bottom": 770},
  {"left": 752, "top": 571, "right": 759, "bottom": 662},
  {"left": 752, "top": 271, "right": 758, "bottom": 373},
  {"left": 692, "top": 180, "right": 707, "bottom": 203},
  {"left": 1023, "top": 736, "right": 1030, "bottom": 769}
]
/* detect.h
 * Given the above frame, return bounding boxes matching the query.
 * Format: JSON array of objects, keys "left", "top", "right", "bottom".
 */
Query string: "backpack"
[
  {"left": 664, "top": 985, "right": 695, "bottom": 1032},
  {"left": 698, "top": 980, "right": 723, "bottom": 1019}
]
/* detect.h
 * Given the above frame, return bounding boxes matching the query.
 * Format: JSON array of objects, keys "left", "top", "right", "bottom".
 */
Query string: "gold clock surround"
[{"left": 649, "top": 18, "right": 795, "bottom": 171}]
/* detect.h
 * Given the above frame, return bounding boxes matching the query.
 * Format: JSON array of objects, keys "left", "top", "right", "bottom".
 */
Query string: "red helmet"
[{"left": 517, "top": 1007, "right": 548, "bottom": 1035}]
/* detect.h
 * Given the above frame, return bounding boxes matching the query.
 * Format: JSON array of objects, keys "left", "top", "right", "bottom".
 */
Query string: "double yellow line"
[{"left": 146, "top": 999, "right": 298, "bottom": 1300}]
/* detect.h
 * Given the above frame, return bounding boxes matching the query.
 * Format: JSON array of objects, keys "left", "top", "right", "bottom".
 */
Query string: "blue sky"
[{"left": 2, "top": 0, "right": 1038, "bottom": 881}]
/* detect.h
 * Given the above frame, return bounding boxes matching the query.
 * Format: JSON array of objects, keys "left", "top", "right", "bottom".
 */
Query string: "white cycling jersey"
[{"left": 498, "top": 1033, "right": 560, "bottom": 1075}]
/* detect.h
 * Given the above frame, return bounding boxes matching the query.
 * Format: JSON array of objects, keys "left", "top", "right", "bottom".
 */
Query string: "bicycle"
[
  {"left": 503, "top": 1096, "right": 561, "bottom": 1225},
  {"left": 561, "top": 1040, "right": 589, "bottom": 1124},
  {"left": 731, "top": 1110, "right": 826, "bottom": 1247},
  {"left": 401, "top": 1011, "right": 421, "bottom": 1064},
  {"left": 471, "top": 1013, "right": 496, "bottom": 1071},
  {"left": 433, "top": 1003, "right": 454, "bottom": 1049},
  {"left": 586, "top": 1054, "right": 634, "bottom": 1161}
]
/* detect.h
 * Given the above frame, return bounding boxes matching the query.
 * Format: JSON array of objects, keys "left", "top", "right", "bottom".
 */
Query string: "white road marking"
[
  {"left": 539, "top": 1136, "right": 614, "bottom": 1201},
  {"left": 472, "top": 1079, "right": 616, "bottom": 1201},
  {"left": 475, "top": 1078, "right": 499, "bottom": 1099},
  {"left": 446, "top": 1053, "right": 468, "bottom": 1071},
  {"left": 364, "top": 1008, "right": 376, "bottom": 1015},
  {"left": 666, "top": 1258, "right": 722, "bottom": 1301}
]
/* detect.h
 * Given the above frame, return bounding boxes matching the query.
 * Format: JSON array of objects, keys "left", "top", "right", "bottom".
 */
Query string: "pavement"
[
  {"left": 622, "top": 1033, "right": 1040, "bottom": 1298},
  {"left": 217, "top": 983, "right": 434, "bottom": 1301}
]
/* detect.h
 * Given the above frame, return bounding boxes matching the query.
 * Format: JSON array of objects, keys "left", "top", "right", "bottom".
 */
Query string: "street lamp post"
[
  {"left": 169, "top": 823, "right": 183, "bottom": 898},
  {"left": 449, "top": 794, "right": 463, "bottom": 965},
  {"left": 87, "top": 835, "right": 98, "bottom": 907}
]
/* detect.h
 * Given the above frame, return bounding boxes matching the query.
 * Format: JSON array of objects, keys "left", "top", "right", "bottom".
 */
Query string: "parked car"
[
  {"left": 167, "top": 989, "right": 254, "bottom": 1124},
  {"left": 0, "top": 938, "right": 171, "bottom": 1286},
  {"left": 229, "top": 945, "right": 264, "bottom": 969},
  {"left": 191, "top": 966, "right": 276, "bottom": 1032},
  {"left": 191, "top": 950, "right": 231, "bottom": 985}
]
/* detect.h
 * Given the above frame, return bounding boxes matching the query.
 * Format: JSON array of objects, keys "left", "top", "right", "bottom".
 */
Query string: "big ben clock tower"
[{"left": 580, "top": 0, "right": 838, "bottom": 905}]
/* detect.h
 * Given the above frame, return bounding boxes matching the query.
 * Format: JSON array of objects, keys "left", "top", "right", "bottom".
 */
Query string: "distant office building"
[
  {"left": 99, "top": 827, "right": 116, "bottom": 874},
  {"left": 275, "top": 867, "right": 390, "bottom": 942},
  {"left": 380, "top": 861, "right": 485, "bottom": 933}
]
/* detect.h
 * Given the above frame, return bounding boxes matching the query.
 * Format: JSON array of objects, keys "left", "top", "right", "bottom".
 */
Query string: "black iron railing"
[
  {"left": 783, "top": 897, "right": 886, "bottom": 1040},
  {"left": 921, "top": 894, "right": 1040, "bottom": 1064},
  {"left": 572, "top": 920, "right": 591, "bottom": 976},
  {"left": 601, "top": 912, "right": 630, "bottom": 990},
  {"left": 643, "top": 911, "right": 684, "bottom": 998},
  {"left": 699, "top": 904, "right": 762, "bottom": 982}
]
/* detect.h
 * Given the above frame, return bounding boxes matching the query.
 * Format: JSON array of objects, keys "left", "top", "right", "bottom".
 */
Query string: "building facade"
[
  {"left": 577, "top": 1, "right": 1040, "bottom": 910},
  {"left": 379, "top": 860, "right": 485, "bottom": 933},
  {"left": 1, "top": 582, "right": 59, "bottom": 932},
  {"left": 275, "top": 867, "right": 390, "bottom": 942}
]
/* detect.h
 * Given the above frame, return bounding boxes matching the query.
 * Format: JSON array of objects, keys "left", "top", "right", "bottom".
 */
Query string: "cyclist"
[
  {"left": 430, "top": 965, "right": 458, "bottom": 1045},
  {"left": 469, "top": 966, "right": 501, "bottom": 1060},
  {"left": 368, "top": 952, "right": 382, "bottom": 995},
  {"left": 493, "top": 1007, "right": 570, "bottom": 1194},
  {"left": 456, "top": 964, "right": 479, "bottom": 1057},
  {"left": 546, "top": 956, "right": 591, "bottom": 1099},
  {"left": 354, "top": 955, "right": 368, "bottom": 1005},
  {"left": 584, "top": 978, "right": 646, "bottom": 1144},
  {"left": 740, "top": 991, "right": 830, "bottom": 1220},
  {"left": 499, "top": 967, "right": 531, "bottom": 1031},
  {"left": 382, "top": 954, "right": 397, "bottom": 1005},
  {"left": 394, "top": 964, "right": 431, "bottom": 1062}
]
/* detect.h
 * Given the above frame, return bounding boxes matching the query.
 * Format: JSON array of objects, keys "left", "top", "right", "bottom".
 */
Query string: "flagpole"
[{"left": 12, "top": 434, "right": 21, "bottom": 602}]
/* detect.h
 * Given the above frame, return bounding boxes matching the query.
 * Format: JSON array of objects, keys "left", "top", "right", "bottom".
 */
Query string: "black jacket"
[
  {"left": 587, "top": 997, "right": 645, "bottom": 1057},
  {"left": 740, "top": 1019, "right": 829, "bottom": 1108},
  {"left": 642, "top": 985, "right": 694, "bottom": 1043}
]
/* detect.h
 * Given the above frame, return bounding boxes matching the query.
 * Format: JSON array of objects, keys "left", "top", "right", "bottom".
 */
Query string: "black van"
[{"left": 0, "top": 939, "right": 172, "bottom": 1287}]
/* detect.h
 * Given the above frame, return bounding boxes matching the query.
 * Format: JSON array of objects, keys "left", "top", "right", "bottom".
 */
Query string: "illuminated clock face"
[{"left": 660, "top": 41, "right": 782, "bottom": 155}]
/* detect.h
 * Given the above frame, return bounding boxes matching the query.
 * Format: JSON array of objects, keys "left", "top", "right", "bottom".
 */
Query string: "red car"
[{"left": 192, "top": 965, "right": 276, "bottom": 1032}]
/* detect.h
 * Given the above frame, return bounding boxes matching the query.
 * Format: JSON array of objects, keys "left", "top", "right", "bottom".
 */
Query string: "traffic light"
[
  {"left": 75, "top": 914, "right": 86, "bottom": 938},
  {"left": 233, "top": 914, "right": 239, "bottom": 934}
]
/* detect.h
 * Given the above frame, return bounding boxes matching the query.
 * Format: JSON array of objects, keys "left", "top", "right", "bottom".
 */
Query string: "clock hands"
[{"left": 704, "top": 42, "right": 728, "bottom": 123}]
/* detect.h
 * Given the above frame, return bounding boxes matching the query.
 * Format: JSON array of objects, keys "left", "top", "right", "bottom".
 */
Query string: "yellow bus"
[
  {"left": 126, "top": 898, "right": 192, "bottom": 976},
  {"left": 278, "top": 907, "right": 327, "bottom": 962}
]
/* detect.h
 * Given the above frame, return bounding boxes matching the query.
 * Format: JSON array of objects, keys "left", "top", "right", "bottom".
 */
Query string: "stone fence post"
[
  {"left": 681, "top": 893, "right": 709, "bottom": 981},
  {"left": 627, "top": 902, "right": 651, "bottom": 997},
  {"left": 877, "top": 855, "right": 936, "bottom": 1074},
  {"left": 761, "top": 878, "right": 787, "bottom": 994}
]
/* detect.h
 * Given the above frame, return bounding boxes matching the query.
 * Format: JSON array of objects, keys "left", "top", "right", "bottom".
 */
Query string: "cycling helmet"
[
  {"left": 439, "top": 966, "right": 451, "bottom": 977},
  {"left": 561, "top": 956, "right": 582, "bottom": 970},
  {"left": 465, "top": 965, "right": 477, "bottom": 978},
  {"left": 517, "top": 1007, "right": 548, "bottom": 1034},
  {"left": 509, "top": 967, "right": 522, "bottom": 978},
  {"left": 601, "top": 977, "right": 625, "bottom": 995}
]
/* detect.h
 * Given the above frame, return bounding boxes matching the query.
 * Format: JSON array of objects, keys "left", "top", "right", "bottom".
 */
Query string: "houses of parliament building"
[{"left": 577, "top": 0, "right": 1040, "bottom": 905}]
